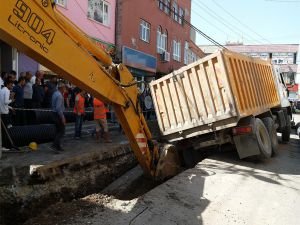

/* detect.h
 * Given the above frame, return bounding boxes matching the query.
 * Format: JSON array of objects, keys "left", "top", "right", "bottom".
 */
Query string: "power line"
[
  {"left": 211, "top": 0, "right": 272, "bottom": 44},
  {"left": 157, "top": 0, "right": 226, "bottom": 48},
  {"left": 192, "top": 0, "right": 266, "bottom": 44},
  {"left": 191, "top": 9, "right": 231, "bottom": 36}
]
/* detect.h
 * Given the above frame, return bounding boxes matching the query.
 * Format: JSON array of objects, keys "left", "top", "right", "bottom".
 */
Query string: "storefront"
[
  {"left": 287, "top": 84, "right": 299, "bottom": 101},
  {"left": 0, "top": 41, "right": 18, "bottom": 75},
  {"left": 122, "top": 46, "right": 156, "bottom": 92},
  {"left": 122, "top": 46, "right": 157, "bottom": 118}
]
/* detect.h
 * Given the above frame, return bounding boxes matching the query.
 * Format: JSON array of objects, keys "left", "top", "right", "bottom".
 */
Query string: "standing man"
[
  {"left": 0, "top": 72, "right": 8, "bottom": 88},
  {"left": 23, "top": 72, "right": 33, "bottom": 109},
  {"left": 51, "top": 82, "right": 66, "bottom": 153},
  {"left": 0, "top": 81, "right": 14, "bottom": 128},
  {"left": 93, "top": 98, "right": 112, "bottom": 143},
  {"left": 31, "top": 70, "right": 44, "bottom": 85},
  {"left": 12, "top": 77, "right": 26, "bottom": 125},
  {"left": 32, "top": 77, "right": 45, "bottom": 108},
  {"left": 73, "top": 89, "right": 85, "bottom": 139}
]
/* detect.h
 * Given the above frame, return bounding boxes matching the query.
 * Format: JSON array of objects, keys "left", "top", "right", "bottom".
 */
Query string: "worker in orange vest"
[
  {"left": 74, "top": 89, "right": 86, "bottom": 139},
  {"left": 93, "top": 97, "right": 112, "bottom": 143}
]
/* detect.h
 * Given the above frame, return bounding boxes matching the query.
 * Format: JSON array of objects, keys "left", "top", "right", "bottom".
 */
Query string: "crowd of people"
[{"left": 0, "top": 70, "right": 112, "bottom": 153}]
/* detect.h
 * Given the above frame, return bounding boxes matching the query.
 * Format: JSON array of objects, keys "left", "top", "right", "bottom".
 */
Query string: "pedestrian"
[
  {"left": 12, "top": 77, "right": 26, "bottom": 125},
  {"left": 19, "top": 71, "right": 26, "bottom": 78},
  {"left": 31, "top": 70, "right": 44, "bottom": 85},
  {"left": 63, "top": 85, "right": 70, "bottom": 108},
  {"left": 9, "top": 70, "right": 17, "bottom": 85},
  {"left": 93, "top": 97, "right": 112, "bottom": 143},
  {"left": 51, "top": 82, "right": 66, "bottom": 153},
  {"left": 32, "top": 77, "right": 45, "bottom": 108},
  {"left": 0, "top": 72, "right": 8, "bottom": 88},
  {"left": 73, "top": 89, "right": 85, "bottom": 139},
  {"left": 0, "top": 80, "right": 14, "bottom": 128},
  {"left": 23, "top": 72, "right": 33, "bottom": 109},
  {"left": 43, "top": 77, "right": 57, "bottom": 108}
]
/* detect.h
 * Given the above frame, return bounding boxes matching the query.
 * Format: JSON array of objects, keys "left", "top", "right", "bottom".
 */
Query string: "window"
[
  {"left": 157, "top": 27, "right": 167, "bottom": 53},
  {"left": 172, "top": 2, "right": 178, "bottom": 22},
  {"left": 158, "top": 0, "right": 164, "bottom": 10},
  {"left": 184, "top": 41, "right": 198, "bottom": 65},
  {"left": 56, "top": 0, "right": 67, "bottom": 7},
  {"left": 184, "top": 41, "right": 189, "bottom": 64},
  {"left": 164, "top": 0, "right": 171, "bottom": 14},
  {"left": 140, "top": 20, "right": 150, "bottom": 42},
  {"left": 87, "top": 0, "right": 110, "bottom": 26},
  {"left": 179, "top": 8, "right": 184, "bottom": 25},
  {"left": 173, "top": 40, "right": 181, "bottom": 61}
]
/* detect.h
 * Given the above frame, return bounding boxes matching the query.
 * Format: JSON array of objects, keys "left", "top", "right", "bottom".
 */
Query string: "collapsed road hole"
[{"left": 102, "top": 166, "right": 163, "bottom": 201}]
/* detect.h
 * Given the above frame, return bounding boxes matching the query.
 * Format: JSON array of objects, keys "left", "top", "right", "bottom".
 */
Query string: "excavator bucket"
[{"left": 155, "top": 144, "right": 181, "bottom": 180}]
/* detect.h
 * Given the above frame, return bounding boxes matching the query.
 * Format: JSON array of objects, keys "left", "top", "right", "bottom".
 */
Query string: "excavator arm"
[{"left": 0, "top": 0, "right": 179, "bottom": 178}]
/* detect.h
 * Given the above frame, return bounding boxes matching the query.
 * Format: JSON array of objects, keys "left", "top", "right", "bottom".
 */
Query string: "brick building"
[{"left": 115, "top": 0, "right": 204, "bottom": 90}]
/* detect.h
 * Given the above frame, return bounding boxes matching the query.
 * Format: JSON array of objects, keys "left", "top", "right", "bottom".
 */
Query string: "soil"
[{"left": 24, "top": 176, "right": 161, "bottom": 225}]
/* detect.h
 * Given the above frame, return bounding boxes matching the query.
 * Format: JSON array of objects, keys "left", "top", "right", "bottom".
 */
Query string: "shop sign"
[{"left": 122, "top": 46, "right": 157, "bottom": 73}]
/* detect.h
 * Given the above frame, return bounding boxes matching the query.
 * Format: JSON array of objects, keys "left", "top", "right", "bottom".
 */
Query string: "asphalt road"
[{"left": 26, "top": 114, "right": 300, "bottom": 225}]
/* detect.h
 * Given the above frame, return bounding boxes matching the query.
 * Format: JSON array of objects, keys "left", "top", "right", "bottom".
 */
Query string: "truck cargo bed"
[{"left": 150, "top": 50, "right": 280, "bottom": 142}]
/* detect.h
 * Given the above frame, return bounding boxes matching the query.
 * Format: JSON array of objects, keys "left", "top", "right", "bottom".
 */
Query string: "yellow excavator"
[{"left": 0, "top": 0, "right": 180, "bottom": 179}]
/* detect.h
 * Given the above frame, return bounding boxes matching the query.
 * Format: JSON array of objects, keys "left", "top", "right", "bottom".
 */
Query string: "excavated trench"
[
  {"left": 0, "top": 130, "right": 221, "bottom": 225},
  {"left": 0, "top": 149, "right": 138, "bottom": 225}
]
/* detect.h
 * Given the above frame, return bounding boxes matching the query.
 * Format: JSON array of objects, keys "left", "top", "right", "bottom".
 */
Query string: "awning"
[
  {"left": 39, "top": 64, "right": 57, "bottom": 75},
  {"left": 287, "top": 84, "right": 299, "bottom": 92},
  {"left": 90, "top": 37, "right": 116, "bottom": 56}
]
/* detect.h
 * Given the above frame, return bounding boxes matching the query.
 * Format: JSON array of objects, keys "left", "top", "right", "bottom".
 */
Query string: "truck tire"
[
  {"left": 282, "top": 115, "right": 291, "bottom": 143},
  {"left": 262, "top": 117, "right": 279, "bottom": 156},
  {"left": 255, "top": 118, "right": 272, "bottom": 159}
]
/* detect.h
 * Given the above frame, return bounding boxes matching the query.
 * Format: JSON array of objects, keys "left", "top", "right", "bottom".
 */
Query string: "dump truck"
[{"left": 150, "top": 50, "right": 292, "bottom": 166}]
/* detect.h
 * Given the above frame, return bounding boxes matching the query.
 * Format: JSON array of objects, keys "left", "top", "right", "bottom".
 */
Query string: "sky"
[{"left": 191, "top": 0, "right": 300, "bottom": 46}]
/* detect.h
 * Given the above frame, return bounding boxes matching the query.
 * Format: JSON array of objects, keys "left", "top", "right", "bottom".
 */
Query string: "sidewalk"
[{"left": 0, "top": 129, "right": 128, "bottom": 184}]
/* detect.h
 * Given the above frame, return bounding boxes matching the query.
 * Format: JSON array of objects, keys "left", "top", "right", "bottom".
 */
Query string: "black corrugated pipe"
[{"left": 2, "top": 124, "right": 56, "bottom": 148}]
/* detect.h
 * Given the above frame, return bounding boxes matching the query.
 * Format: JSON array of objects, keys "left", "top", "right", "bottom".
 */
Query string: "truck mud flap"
[{"left": 233, "top": 134, "right": 260, "bottom": 159}]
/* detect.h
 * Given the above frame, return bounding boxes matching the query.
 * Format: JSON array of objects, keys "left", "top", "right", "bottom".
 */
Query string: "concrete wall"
[
  {"left": 57, "top": 0, "right": 116, "bottom": 44},
  {"left": 18, "top": 53, "right": 39, "bottom": 75}
]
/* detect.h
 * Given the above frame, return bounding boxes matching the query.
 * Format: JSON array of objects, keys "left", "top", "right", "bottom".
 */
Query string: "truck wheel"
[
  {"left": 255, "top": 118, "right": 272, "bottom": 159},
  {"left": 282, "top": 115, "right": 291, "bottom": 143},
  {"left": 262, "top": 117, "right": 279, "bottom": 156}
]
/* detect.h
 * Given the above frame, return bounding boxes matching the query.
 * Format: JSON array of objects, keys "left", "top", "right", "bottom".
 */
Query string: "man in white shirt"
[
  {"left": 30, "top": 70, "right": 44, "bottom": 85},
  {"left": 24, "top": 72, "right": 33, "bottom": 108},
  {"left": 0, "top": 80, "right": 14, "bottom": 127},
  {"left": 0, "top": 72, "right": 8, "bottom": 88}
]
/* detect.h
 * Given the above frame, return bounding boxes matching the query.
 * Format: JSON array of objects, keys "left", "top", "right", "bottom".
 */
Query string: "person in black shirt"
[
  {"left": 32, "top": 77, "right": 45, "bottom": 108},
  {"left": 12, "top": 77, "right": 26, "bottom": 125},
  {"left": 43, "top": 77, "right": 57, "bottom": 108}
]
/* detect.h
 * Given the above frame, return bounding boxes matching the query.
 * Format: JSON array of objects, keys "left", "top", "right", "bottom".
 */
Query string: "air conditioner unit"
[{"left": 161, "top": 51, "right": 170, "bottom": 62}]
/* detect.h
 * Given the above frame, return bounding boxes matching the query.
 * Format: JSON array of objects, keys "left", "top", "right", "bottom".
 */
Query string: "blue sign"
[{"left": 122, "top": 46, "right": 157, "bottom": 73}]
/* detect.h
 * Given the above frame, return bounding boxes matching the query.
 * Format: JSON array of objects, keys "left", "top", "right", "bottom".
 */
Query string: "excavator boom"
[{"left": 0, "top": 0, "right": 179, "bottom": 178}]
